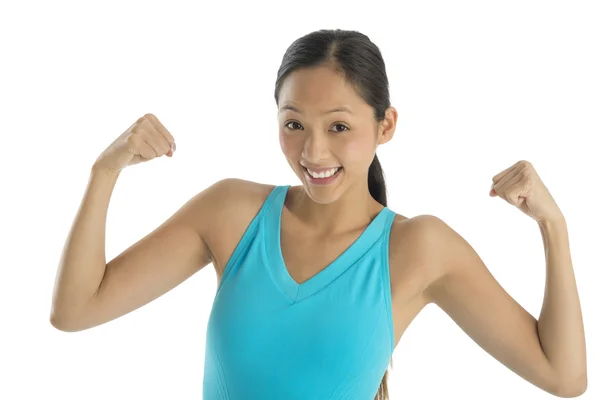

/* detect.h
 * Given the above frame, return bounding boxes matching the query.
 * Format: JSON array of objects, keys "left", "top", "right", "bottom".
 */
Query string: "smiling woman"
[
  {"left": 201, "top": 29, "right": 400, "bottom": 399},
  {"left": 47, "top": 27, "right": 587, "bottom": 400}
]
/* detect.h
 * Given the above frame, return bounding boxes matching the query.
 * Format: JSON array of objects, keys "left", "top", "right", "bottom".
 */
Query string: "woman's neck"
[{"left": 284, "top": 184, "right": 384, "bottom": 237}]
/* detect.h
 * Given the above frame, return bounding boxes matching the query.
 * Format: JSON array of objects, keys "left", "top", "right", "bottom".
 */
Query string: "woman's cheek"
[
  {"left": 344, "top": 136, "right": 373, "bottom": 165},
  {"left": 279, "top": 130, "right": 292, "bottom": 154}
]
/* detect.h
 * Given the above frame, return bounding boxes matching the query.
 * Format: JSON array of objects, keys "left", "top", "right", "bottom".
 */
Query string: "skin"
[
  {"left": 50, "top": 65, "right": 586, "bottom": 398},
  {"left": 276, "top": 64, "right": 397, "bottom": 237}
]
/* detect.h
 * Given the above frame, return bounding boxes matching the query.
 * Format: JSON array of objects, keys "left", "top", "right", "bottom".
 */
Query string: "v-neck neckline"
[{"left": 264, "top": 185, "right": 391, "bottom": 303}]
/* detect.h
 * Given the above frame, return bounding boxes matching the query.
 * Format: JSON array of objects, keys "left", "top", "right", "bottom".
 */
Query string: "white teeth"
[{"left": 307, "top": 167, "right": 341, "bottom": 179}]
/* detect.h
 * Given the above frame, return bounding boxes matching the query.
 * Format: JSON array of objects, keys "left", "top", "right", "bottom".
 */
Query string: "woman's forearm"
[
  {"left": 536, "top": 217, "right": 587, "bottom": 394},
  {"left": 50, "top": 166, "right": 120, "bottom": 328}
]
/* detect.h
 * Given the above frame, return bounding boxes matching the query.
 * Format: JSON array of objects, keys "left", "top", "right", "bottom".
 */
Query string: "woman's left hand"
[{"left": 489, "top": 160, "right": 565, "bottom": 224}]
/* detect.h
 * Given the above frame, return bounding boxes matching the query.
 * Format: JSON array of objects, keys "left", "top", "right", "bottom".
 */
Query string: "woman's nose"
[{"left": 302, "top": 132, "right": 331, "bottom": 160}]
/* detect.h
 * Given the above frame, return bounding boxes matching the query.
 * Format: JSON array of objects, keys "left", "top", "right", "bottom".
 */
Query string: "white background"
[{"left": 1, "top": 1, "right": 598, "bottom": 399}]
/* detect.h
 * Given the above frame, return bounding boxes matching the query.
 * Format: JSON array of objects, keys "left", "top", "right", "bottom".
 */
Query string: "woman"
[{"left": 50, "top": 29, "right": 586, "bottom": 399}]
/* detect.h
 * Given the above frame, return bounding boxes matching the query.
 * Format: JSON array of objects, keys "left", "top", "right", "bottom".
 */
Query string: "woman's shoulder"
[
  {"left": 196, "top": 178, "right": 282, "bottom": 277},
  {"left": 388, "top": 214, "right": 449, "bottom": 258},
  {"left": 209, "top": 178, "right": 279, "bottom": 209},
  {"left": 198, "top": 178, "right": 281, "bottom": 234},
  {"left": 389, "top": 213, "right": 447, "bottom": 244},
  {"left": 388, "top": 214, "right": 453, "bottom": 293}
]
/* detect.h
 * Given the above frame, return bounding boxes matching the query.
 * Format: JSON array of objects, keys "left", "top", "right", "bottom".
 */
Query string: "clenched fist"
[{"left": 93, "top": 113, "right": 176, "bottom": 174}]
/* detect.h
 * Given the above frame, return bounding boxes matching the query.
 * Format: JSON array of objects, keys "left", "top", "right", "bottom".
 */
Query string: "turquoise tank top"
[{"left": 203, "top": 185, "right": 396, "bottom": 399}]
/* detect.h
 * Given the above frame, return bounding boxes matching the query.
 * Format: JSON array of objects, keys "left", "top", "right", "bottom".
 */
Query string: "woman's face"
[{"left": 277, "top": 65, "right": 395, "bottom": 203}]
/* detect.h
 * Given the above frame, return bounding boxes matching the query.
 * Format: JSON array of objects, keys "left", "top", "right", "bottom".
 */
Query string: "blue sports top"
[{"left": 203, "top": 185, "right": 397, "bottom": 399}]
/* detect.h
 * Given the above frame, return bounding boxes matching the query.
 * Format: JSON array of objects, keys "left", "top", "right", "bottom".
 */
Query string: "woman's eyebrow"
[{"left": 278, "top": 104, "right": 353, "bottom": 115}]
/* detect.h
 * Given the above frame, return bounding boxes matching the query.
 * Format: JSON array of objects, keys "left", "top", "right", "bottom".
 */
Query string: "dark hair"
[{"left": 273, "top": 29, "right": 393, "bottom": 399}]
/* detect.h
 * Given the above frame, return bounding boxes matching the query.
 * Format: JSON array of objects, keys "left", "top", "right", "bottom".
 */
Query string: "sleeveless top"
[{"left": 202, "top": 185, "right": 397, "bottom": 399}]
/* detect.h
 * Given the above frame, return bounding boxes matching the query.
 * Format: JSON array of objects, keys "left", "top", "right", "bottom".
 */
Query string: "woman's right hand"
[{"left": 93, "top": 113, "right": 176, "bottom": 174}]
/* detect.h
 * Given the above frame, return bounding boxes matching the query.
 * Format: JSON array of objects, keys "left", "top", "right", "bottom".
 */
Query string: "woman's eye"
[
  {"left": 285, "top": 121, "right": 302, "bottom": 130},
  {"left": 284, "top": 121, "right": 348, "bottom": 132},
  {"left": 332, "top": 124, "right": 348, "bottom": 132}
]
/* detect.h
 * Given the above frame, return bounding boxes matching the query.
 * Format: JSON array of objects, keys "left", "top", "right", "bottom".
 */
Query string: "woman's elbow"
[{"left": 554, "top": 372, "right": 587, "bottom": 398}]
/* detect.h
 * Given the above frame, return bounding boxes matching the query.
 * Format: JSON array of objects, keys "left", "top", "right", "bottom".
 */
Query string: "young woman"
[{"left": 50, "top": 29, "right": 586, "bottom": 399}]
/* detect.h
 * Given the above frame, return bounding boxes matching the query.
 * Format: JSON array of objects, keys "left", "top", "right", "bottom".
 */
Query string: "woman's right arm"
[{"left": 49, "top": 169, "right": 235, "bottom": 332}]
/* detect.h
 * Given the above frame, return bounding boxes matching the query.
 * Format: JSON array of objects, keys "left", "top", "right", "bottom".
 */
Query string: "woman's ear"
[{"left": 377, "top": 106, "right": 397, "bottom": 145}]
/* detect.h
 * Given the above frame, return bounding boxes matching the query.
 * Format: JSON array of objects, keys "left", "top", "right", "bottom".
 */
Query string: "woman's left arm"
[
  {"left": 537, "top": 217, "right": 587, "bottom": 394},
  {"left": 422, "top": 160, "right": 587, "bottom": 398}
]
